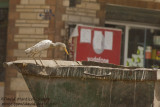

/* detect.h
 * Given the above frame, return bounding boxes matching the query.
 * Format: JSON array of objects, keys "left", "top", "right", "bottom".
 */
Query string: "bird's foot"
[{"left": 35, "top": 62, "right": 41, "bottom": 66}]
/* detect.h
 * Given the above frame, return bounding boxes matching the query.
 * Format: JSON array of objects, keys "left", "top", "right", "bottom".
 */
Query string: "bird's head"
[
  {"left": 61, "top": 44, "right": 69, "bottom": 55},
  {"left": 55, "top": 42, "right": 69, "bottom": 55}
]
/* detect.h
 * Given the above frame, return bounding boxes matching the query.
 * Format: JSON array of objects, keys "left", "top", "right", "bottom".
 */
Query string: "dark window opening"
[
  {"left": 128, "top": 28, "right": 145, "bottom": 58},
  {"left": 67, "top": 24, "right": 76, "bottom": 60},
  {"left": 69, "top": 0, "right": 81, "bottom": 7},
  {"left": 0, "top": 8, "right": 8, "bottom": 81}
]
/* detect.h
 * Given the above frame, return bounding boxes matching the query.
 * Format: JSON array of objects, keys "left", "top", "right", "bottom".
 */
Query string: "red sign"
[{"left": 70, "top": 25, "right": 122, "bottom": 65}]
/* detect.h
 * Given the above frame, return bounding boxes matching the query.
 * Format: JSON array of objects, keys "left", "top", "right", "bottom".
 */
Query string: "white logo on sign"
[{"left": 93, "top": 31, "right": 104, "bottom": 54}]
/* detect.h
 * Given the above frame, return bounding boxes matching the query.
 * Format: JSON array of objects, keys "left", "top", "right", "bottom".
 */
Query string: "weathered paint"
[{"left": 23, "top": 75, "right": 154, "bottom": 107}]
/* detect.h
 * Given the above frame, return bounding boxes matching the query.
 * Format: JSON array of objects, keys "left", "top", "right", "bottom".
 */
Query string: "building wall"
[
  {"left": 60, "top": 0, "right": 160, "bottom": 41},
  {"left": 98, "top": 0, "right": 160, "bottom": 25},
  {"left": 4, "top": 0, "right": 160, "bottom": 107},
  {"left": 0, "top": 8, "right": 8, "bottom": 107},
  {"left": 5, "top": 0, "right": 56, "bottom": 106}
]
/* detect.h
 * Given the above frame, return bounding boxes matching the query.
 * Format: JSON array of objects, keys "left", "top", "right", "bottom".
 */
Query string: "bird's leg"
[
  {"left": 32, "top": 54, "right": 39, "bottom": 65},
  {"left": 54, "top": 60, "right": 58, "bottom": 65},
  {"left": 39, "top": 52, "right": 44, "bottom": 66}
]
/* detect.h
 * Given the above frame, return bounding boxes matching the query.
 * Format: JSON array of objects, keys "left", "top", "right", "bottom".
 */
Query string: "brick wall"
[
  {"left": 5, "top": 0, "right": 56, "bottom": 106},
  {"left": 5, "top": 0, "right": 19, "bottom": 106},
  {"left": 62, "top": 0, "right": 100, "bottom": 25}
]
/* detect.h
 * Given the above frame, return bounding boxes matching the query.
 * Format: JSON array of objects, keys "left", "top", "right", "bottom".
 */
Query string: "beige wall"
[
  {"left": 0, "top": 82, "right": 4, "bottom": 107},
  {"left": 5, "top": 0, "right": 56, "bottom": 106}
]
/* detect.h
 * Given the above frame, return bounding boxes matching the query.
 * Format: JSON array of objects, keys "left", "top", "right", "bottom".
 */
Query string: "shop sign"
[{"left": 70, "top": 24, "right": 122, "bottom": 65}]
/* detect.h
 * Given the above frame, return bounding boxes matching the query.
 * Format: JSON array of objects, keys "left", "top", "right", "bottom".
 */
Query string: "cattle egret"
[{"left": 25, "top": 40, "right": 69, "bottom": 66}]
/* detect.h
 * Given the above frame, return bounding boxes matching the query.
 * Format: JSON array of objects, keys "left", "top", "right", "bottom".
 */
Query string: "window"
[{"left": 69, "top": 0, "right": 81, "bottom": 7}]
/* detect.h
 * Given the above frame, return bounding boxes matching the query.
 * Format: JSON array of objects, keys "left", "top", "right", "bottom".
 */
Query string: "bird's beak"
[{"left": 64, "top": 48, "right": 69, "bottom": 55}]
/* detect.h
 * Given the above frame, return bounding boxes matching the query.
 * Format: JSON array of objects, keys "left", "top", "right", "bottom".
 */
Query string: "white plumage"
[{"left": 25, "top": 40, "right": 69, "bottom": 66}]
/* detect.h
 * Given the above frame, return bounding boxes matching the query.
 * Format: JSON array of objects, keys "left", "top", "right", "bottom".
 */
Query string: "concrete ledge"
[{"left": 3, "top": 60, "right": 158, "bottom": 81}]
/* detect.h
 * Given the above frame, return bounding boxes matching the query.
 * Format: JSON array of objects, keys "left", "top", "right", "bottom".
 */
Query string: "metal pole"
[
  {"left": 144, "top": 29, "right": 147, "bottom": 67},
  {"left": 124, "top": 26, "right": 130, "bottom": 66}
]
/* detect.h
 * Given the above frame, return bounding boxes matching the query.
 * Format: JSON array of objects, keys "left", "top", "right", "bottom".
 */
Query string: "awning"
[{"left": 106, "top": 4, "right": 160, "bottom": 26}]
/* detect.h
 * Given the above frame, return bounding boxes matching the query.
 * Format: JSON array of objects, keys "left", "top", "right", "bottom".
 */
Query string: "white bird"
[{"left": 25, "top": 40, "right": 69, "bottom": 66}]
